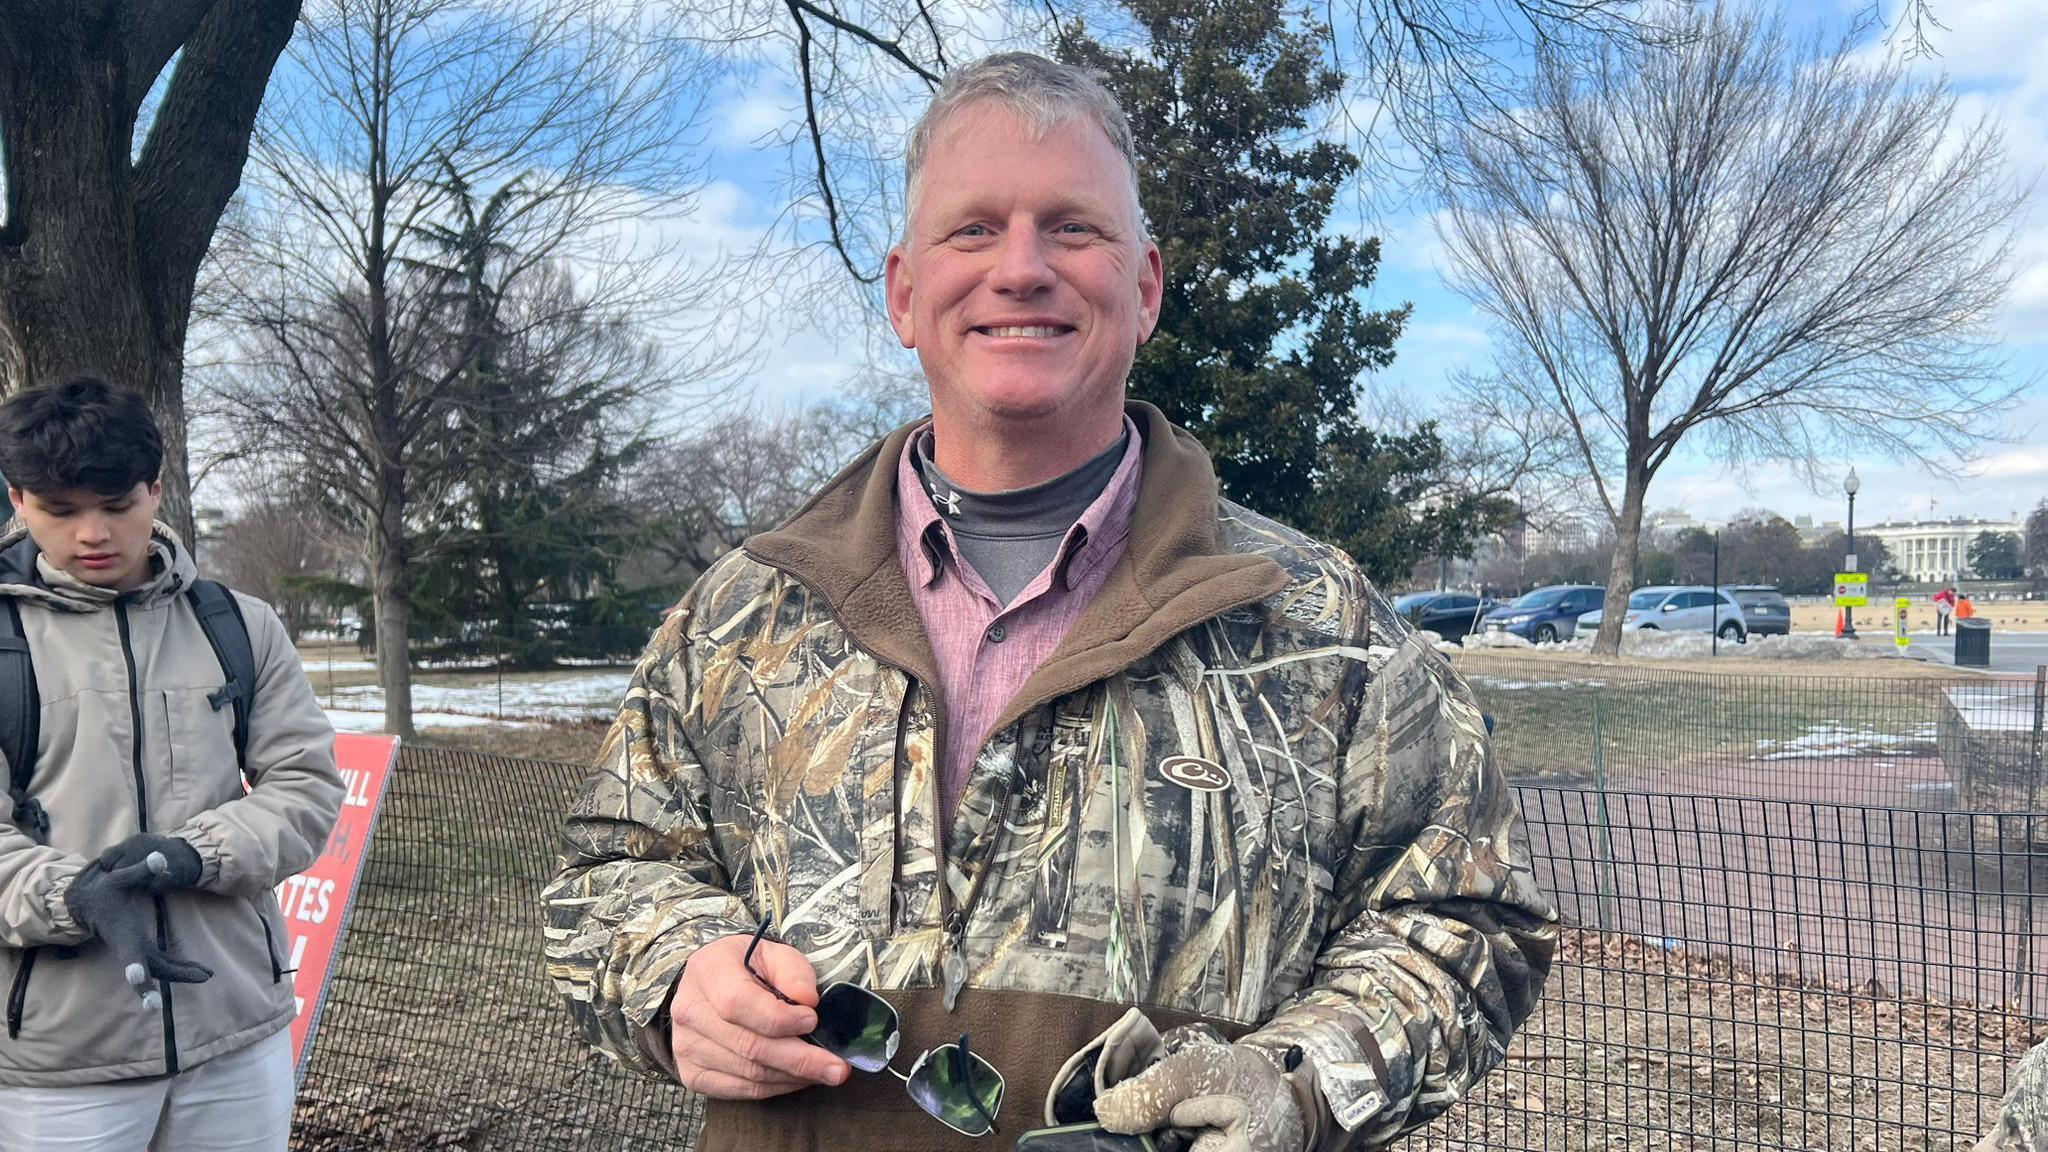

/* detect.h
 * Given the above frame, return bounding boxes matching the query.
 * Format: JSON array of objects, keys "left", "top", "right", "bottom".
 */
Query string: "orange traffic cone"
[{"left": 1834, "top": 609, "right": 1844, "bottom": 637}]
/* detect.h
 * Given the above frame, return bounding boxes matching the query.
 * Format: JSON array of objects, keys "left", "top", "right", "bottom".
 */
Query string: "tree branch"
[
  {"left": 785, "top": 0, "right": 942, "bottom": 86},
  {"left": 133, "top": 0, "right": 303, "bottom": 339},
  {"left": 123, "top": 0, "right": 225, "bottom": 118},
  {"left": 789, "top": 2, "right": 878, "bottom": 286}
]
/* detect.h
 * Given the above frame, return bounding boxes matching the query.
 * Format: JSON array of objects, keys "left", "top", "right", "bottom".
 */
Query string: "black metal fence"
[
  {"left": 291, "top": 666, "right": 2048, "bottom": 1151},
  {"left": 289, "top": 747, "right": 700, "bottom": 1151},
  {"left": 1472, "top": 664, "right": 2047, "bottom": 813}
]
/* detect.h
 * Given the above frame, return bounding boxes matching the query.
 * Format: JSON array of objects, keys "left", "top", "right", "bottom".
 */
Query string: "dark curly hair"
[{"left": 0, "top": 376, "right": 163, "bottom": 497}]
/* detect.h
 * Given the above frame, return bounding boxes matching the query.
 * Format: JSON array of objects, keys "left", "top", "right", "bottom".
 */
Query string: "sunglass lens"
[
  {"left": 906, "top": 1044, "right": 1004, "bottom": 1137},
  {"left": 809, "top": 984, "right": 899, "bottom": 1073}
]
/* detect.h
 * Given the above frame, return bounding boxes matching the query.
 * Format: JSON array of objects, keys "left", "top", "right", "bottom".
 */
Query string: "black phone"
[{"left": 1012, "top": 1123, "right": 1158, "bottom": 1152}]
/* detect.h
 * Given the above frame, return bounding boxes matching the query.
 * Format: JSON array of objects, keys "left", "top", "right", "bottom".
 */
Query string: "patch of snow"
[
  {"left": 299, "top": 657, "right": 378, "bottom": 673},
  {"left": 1462, "top": 630, "right": 1535, "bottom": 650},
  {"left": 324, "top": 709, "right": 539, "bottom": 732},
  {"left": 324, "top": 670, "right": 631, "bottom": 723},
  {"left": 1751, "top": 723, "right": 1938, "bottom": 761},
  {"left": 1553, "top": 630, "right": 1894, "bottom": 660},
  {"left": 1467, "top": 675, "right": 1606, "bottom": 692}
]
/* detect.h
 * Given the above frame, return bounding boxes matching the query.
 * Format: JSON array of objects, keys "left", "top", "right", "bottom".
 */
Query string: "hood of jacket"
[{"left": 0, "top": 521, "right": 199, "bottom": 614}]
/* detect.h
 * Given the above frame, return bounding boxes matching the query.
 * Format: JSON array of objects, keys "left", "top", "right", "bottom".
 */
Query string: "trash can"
[{"left": 1954, "top": 617, "right": 1991, "bottom": 668}]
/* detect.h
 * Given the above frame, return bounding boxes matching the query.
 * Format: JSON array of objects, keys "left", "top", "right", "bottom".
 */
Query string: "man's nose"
[
  {"left": 987, "top": 227, "right": 1056, "bottom": 295},
  {"left": 77, "top": 516, "right": 112, "bottom": 545}
]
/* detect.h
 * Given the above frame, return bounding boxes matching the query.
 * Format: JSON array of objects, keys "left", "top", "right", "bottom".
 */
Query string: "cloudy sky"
[{"left": 684, "top": 0, "right": 2048, "bottom": 530}]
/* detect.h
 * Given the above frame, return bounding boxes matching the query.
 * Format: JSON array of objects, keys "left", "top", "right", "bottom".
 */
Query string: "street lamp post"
[{"left": 1843, "top": 467, "right": 1860, "bottom": 639}]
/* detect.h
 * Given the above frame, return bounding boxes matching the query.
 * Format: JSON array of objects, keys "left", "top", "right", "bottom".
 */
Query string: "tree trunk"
[
  {"left": 1594, "top": 468, "right": 1650, "bottom": 657},
  {"left": 0, "top": 2, "right": 300, "bottom": 547},
  {"left": 370, "top": 475, "right": 415, "bottom": 739}
]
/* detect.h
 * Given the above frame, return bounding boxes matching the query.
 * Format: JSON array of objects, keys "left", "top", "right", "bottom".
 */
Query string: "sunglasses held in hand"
[{"left": 744, "top": 917, "right": 1005, "bottom": 1137}]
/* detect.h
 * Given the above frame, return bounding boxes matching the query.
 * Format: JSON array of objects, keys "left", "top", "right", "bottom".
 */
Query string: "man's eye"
[
  {"left": 957, "top": 224, "right": 991, "bottom": 238},
  {"left": 1058, "top": 222, "right": 1093, "bottom": 234}
]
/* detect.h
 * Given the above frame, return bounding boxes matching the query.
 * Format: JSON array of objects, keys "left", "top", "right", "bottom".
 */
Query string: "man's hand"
[
  {"left": 62, "top": 865, "right": 214, "bottom": 987},
  {"left": 97, "top": 834, "right": 204, "bottom": 894},
  {"left": 1094, "top": 1038, "right": 1306, "bottom": 1152},
  {"left": 666, "top": 932, "right": 851, "bottom": 1100}
]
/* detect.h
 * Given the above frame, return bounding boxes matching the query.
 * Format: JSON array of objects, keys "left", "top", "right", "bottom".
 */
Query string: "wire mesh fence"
[
  {"left": 291, "top": 664, "right": 2048, "bottom": 1150},
  {"left": 1403, "top": 791, "right": 2046, "bottom": 1151},
  {"left": 1474, "top": 664, "right": 2048, "bottom": 813},
  {"left": 289, "top": 747, "right": 701, "bottom": 1151}
]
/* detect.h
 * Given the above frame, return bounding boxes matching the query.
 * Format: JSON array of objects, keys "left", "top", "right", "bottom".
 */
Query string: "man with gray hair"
[{"left": 544, "top": 51, "right": 1554, "bottom": 1152}]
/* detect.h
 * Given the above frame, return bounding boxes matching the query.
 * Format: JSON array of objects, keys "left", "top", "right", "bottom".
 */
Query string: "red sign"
[{"left": 285, "top": 732, "right": 399, "bottom": 1082}]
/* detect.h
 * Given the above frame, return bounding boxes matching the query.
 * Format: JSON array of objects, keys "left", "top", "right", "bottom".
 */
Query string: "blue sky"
[{"left": 682, "top": 0, "right": 2048, "bottom": 529}]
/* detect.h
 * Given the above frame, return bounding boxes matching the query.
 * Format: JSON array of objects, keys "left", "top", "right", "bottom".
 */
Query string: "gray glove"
[
  {"left": 98, "top": 834, "right": 204, "bottom": 894},
  {"left": 1094, "top": 1031, "right": 1307, "bottom": 1152},
  {"left": 62, "top": 865, "right": 214, "bottom": 987}
]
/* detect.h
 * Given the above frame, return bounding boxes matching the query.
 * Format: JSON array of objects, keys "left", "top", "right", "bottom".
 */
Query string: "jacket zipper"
[
  {"left": 736, "top": 553, "right": 970, "bottom": 985},
  {"left": 256, "top": 903, "right": 284, "bottom": 982},
  {"left": 117, "top": 601, "right": 179, "bottom": 1074},
  {"left": 6, "top": 946, "right": 38, "bottom": 1038},
  {"left": 742, "top": 549, "right": 1275, "bottom": 1007}
]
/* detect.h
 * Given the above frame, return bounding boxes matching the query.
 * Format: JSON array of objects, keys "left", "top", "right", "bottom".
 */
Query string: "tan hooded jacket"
[{"left": 0, "top": 524, "right": 343, "bottom": 1086}]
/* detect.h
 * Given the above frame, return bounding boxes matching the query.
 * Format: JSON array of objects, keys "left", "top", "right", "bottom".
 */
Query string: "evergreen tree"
[
  {"left": 405, "top": 176, "right": 666, "bottom": 667},
  {"left": 1057, "top": 0, "right": 1511, "bottom": 583}
]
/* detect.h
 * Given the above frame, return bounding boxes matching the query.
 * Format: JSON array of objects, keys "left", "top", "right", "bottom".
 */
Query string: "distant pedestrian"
[
  {"left": 1935, "top": 586, "right": 1957, "bottom": 636},
  {"left": 1957, "top": 593, "right": 1977, "bottom": 621}
]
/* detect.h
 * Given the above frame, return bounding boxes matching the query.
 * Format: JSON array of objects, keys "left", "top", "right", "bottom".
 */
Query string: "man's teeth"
[{"left": 983, "top": 325, "right": 1064, "bottom": 338}]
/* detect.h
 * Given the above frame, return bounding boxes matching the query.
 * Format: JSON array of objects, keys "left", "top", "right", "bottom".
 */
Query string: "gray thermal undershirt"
[{"left": 912, "top": 426, "right": 1130, "bottom": 607}]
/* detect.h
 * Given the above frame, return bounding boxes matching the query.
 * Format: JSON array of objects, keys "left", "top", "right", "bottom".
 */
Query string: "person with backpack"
[{"left": 0, "top": 378, "right": 343, "bottom": 1151}]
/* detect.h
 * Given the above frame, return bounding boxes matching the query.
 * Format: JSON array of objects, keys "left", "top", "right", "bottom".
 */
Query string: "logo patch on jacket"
[{"left": 1159, "top": 755, "right": 1229, "bottom": 792}]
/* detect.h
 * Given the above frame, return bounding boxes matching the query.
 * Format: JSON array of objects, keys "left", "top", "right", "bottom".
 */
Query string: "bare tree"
[
  {"left": 1437, "top": 4, "right": 2027, "bottom": 656},
  {"left": 207, "top": 491, "right": 347, "bottom": 641},
  {"left": 639, "top": 368, "right": 926, "bottom": 577},
  {"left": 0, "top": 0, "right": 302, "bottom": 542},
  {"left": 206, "top": 0, "right": 729, "bottom": 735}
]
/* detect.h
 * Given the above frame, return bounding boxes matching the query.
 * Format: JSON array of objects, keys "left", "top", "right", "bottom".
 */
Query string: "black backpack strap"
[
  {"left": 186, "top": 581, "right": 257, "bottom": 776},
  {"left": 0, "top": 598, "right": 45, "bottom": 844}
]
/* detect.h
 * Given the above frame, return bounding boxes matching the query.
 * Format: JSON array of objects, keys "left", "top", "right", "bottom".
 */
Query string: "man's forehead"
[{"left": 928, "top": 98, "right": 1116, "bottom": 157}]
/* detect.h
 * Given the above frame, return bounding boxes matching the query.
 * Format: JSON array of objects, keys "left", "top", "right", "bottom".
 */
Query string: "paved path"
[{"left": 1888, "top": 630, "right": 2048, "bottom": 676}]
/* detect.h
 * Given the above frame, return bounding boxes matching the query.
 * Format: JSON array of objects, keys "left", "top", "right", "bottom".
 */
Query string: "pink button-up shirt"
[{"left": 895, "top": 417, "right": 1145, "bottom": 823}]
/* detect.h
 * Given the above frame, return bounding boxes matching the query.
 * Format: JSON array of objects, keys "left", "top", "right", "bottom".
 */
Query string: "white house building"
[{"left": 1860, "top": 517, "right": 2024, "bottom": 583}]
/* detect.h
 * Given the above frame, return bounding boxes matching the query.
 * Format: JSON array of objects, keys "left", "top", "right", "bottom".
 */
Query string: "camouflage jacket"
[{"left": 543, "top": 403, "right": 1556, "bottom": 1150}]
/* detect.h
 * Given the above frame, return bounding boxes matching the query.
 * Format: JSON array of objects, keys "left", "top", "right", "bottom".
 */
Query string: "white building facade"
[{"left": 1860, "top": 518, "right": 2024, "bottom": 583}]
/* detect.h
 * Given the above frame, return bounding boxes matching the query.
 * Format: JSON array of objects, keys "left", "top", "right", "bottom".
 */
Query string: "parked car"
[
  {"left": 1578, "top": 585, "right": 1747, "bottom": 641},
  {"left": 1478, "top": 584, "right": 1607, "bottom": 644},
  {"left": 1722, "top": 585, "right": 1791, "bottom": 636},
  {"left": 1392, "top": 591, "right": 1496, "bottom": 642}
]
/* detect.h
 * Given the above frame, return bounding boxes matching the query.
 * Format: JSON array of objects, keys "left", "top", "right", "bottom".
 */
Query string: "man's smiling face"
[{"left": 885, "top": 101, "right": 1162, "bottom": 433}]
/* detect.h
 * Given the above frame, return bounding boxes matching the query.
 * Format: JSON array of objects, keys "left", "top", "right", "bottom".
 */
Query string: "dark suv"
[
  {"left": 1724, "top": 585, "right": 1791, "bottom": 636},
  {"left": 1478, "top": 584, "right": 1606, "bottom": 644},
  {"left": 1392, "top": 592, "right": 1495, "bottom": 642}
]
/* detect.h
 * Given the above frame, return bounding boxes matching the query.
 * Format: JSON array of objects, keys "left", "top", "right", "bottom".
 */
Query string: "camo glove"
[
  {"left": 1094, "top": 1028, "right": 1307, "bottom": 1152},
  {"left": 98, "top": 833, "right": 205, "bottom": 893}
]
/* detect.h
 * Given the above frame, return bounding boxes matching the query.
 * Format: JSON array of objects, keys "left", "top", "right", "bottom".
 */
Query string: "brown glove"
[{"left": 1093, "top": 1033, "right": 1307, "bottom": 1152}]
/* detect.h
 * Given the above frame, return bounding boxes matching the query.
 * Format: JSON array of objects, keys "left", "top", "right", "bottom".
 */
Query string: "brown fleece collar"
[{"left": 742, "top": 402, "right": 1290, "bottom": 728}]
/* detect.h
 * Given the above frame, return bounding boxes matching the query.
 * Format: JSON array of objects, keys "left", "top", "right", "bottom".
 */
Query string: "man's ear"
[
  {"left": 885, "top": 245, "right": 917, "bottom": 349},
  {"left": 6, "top": 486, "right": 23, "bottom": 518},
  {"left": 1134, "top": 240, "right": 1163, "bottom": 345}
]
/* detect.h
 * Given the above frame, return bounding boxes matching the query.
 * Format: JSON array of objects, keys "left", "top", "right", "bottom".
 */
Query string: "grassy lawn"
[{"left": 1447, "top": 651, "right": 1987, "bottom": 800}]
